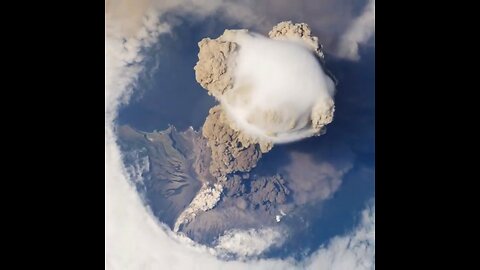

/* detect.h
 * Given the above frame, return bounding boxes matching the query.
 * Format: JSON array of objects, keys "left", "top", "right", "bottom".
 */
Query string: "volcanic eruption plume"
[{"left": 195, "top": 21, "right": 336, "bottom": 177}]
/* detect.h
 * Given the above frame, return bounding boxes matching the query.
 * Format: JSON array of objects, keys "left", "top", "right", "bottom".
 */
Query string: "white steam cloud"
[
  {"left": 106, "top": 0, "right": 374, "bottom": 269},
  {"left": 221, "top": 34, "right": 335, "bottom": 143},
  {"left": 215, "top": 227, "right": 286, "bottom": 258},
  {"left": 337, "top": 0, "right": 375, "bottom": 60},
  {"left": 304, "top": 204, "right": 375, "bottom": 270}
]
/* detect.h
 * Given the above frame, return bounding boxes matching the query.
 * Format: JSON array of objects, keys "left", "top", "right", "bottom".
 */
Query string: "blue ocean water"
[{"left": 117, "top": 15, "right": 375, "bottom": 259}]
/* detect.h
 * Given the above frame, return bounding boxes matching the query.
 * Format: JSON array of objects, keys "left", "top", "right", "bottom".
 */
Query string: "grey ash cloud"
[{"left": 106, "top": 0, "right": 374, "bottom": 268}]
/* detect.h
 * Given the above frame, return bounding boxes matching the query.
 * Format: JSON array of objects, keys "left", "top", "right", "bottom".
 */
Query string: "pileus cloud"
[
  {"left": 105, "top": 0, "right": 375, "bottom": 269},
  {"left": 223, "top": 33, "right": 335, "bottom": 143},
  {"left": 193, "top": 22, "right": 336, "bottom": 178},
  {"left": 195, "top": 23, "right": 335, "bottom": 145}
]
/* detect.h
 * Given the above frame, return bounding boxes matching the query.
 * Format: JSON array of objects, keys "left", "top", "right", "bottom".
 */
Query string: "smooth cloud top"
[
  {"left": 195, "top": 24, "right": 336, "bottom": 146},
  {"left": 222, "top": 33, "right": 335, "bottom": 143}
]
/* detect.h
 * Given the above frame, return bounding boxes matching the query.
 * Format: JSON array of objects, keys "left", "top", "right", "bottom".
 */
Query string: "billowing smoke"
[
  {"left": 193, "top": 22, "right": 336, "bottom": 178},
  {"left": 196, "top": 23, "right": 335, "bottom": 145},
  {"left": 106, "top": 0, "right": 374, "bottom": 269},
  {"left": 223, "top": 33, "right": 335, "bottom": 143}
]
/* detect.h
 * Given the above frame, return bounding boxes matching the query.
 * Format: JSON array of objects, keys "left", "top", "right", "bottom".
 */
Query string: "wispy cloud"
[
  {"left": 215, "top": 227, "right": 286, "bottom": 258},
  {"left": 105, "top": 1, "right": 374, "bottom": 269},
  {"left": 336, "top": 0, "right": 375, "bottom": 60},
  {"left": 304, "top": 203, "right": 375, "bottom": 269}
]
